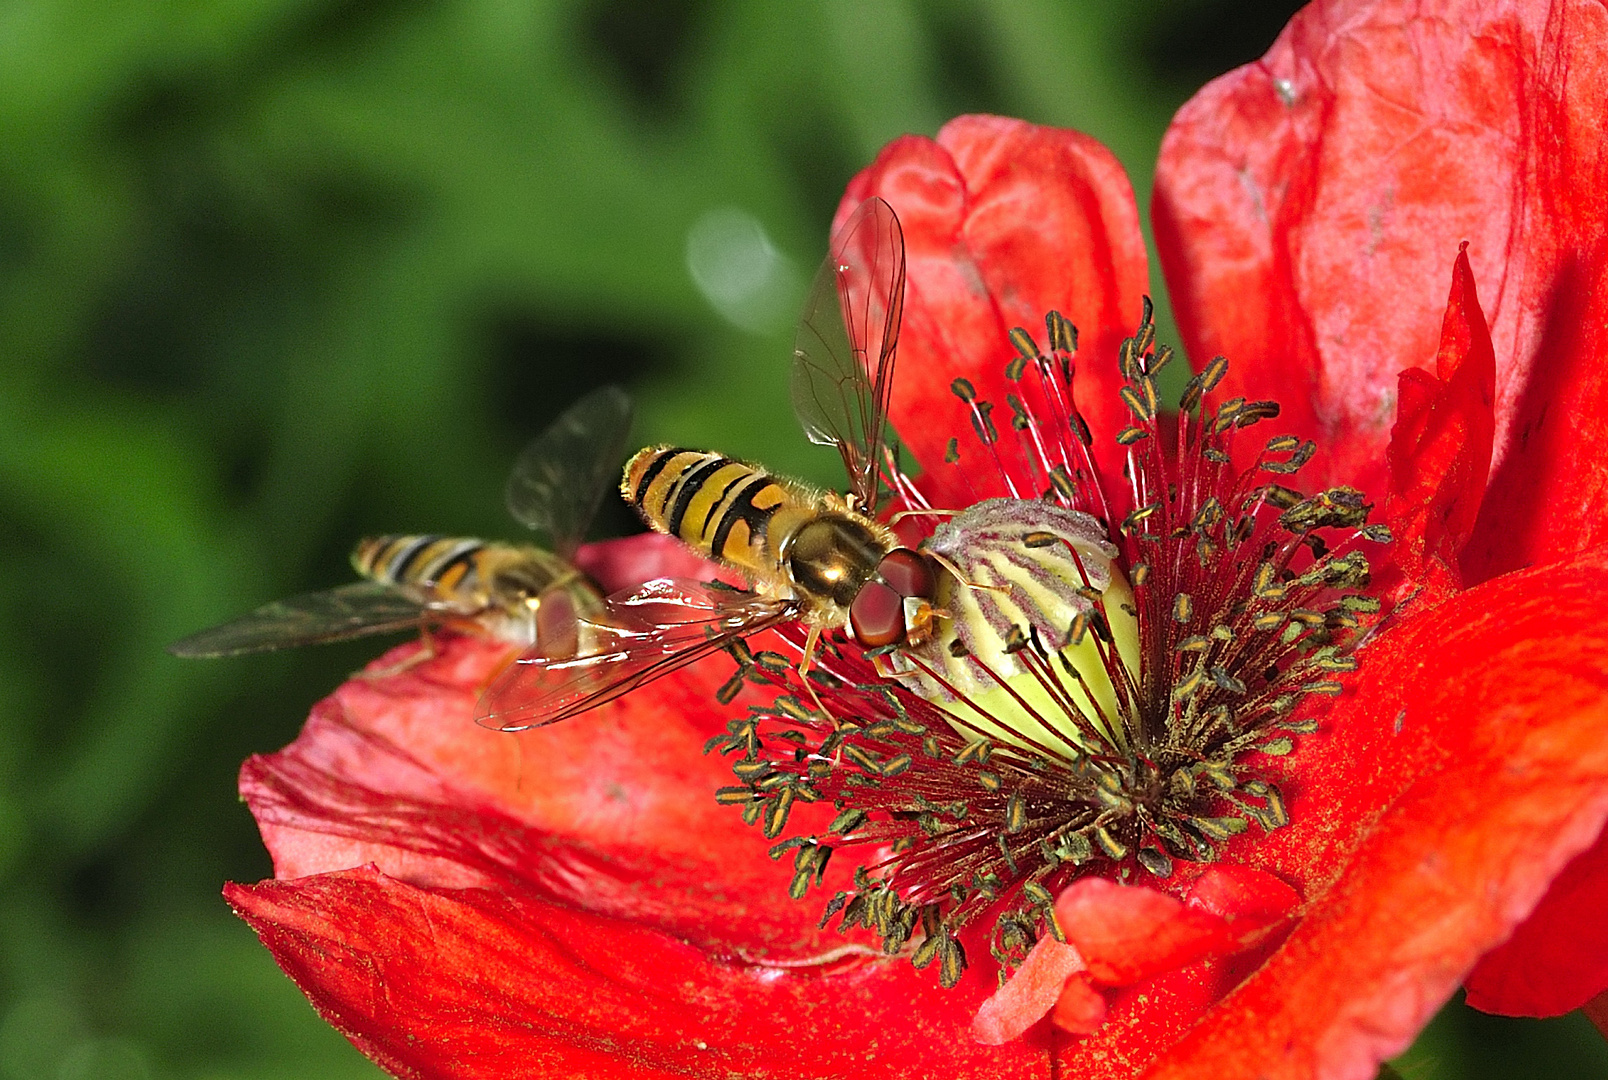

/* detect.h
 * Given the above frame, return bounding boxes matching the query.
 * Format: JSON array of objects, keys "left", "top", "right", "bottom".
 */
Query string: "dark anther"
[
  {"left": 1046, "top": 310, "right": 1078, "bottom": 353},
  {"left": 1009, "top": 326, "right": 1039, "bottom": 361}
]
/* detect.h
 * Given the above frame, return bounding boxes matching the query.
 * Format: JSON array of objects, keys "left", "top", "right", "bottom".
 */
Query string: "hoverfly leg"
[
  {"left": 356, "top": 623, "right": 441, "bottom": 680},
  {"left": 887, "top": 508, "right": 960, "bottom": 525},
  {"left": 925, "top": 549, "right": 1011, "bottom": 596},
  {"left": 796, "top": 625, "right": 838, "bottom": 727},
  {"left": 512, "top": 733, "right": 529, "bottom": 797}
]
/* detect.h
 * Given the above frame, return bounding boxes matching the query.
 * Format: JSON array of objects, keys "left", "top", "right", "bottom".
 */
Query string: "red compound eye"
[
  {"left": 877, "top": 548, "right": 936, "bottom": 599},
  {"left": 850, "top": 580, "right": 905, "bottom": 648}
]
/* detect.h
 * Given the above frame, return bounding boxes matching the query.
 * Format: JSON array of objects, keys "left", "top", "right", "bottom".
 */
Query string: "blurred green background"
[{"left": 1, "top": 1, "right": 1603, "bottom": 1077}]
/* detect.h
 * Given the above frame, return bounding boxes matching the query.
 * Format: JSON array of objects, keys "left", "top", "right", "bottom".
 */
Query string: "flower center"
[
  {"left": 893, "top": 496, "right": 1141, "bottom": 758},
  {"left": 708, "top": 300, "right": 1390, "bottom": 987}
]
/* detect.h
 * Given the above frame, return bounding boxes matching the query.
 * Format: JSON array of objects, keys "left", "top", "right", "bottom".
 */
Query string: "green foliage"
[{"left": 0, "top": 0, "right": 1602, "bottom": 1076}]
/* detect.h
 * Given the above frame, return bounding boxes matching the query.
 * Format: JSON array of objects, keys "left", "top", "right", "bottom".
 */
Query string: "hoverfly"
[
  {"left": 168, "top": 385, "right": 633, "bottom": 662},
  {"left": 478, "top": 198, "right": 940, "bottom": 730}
]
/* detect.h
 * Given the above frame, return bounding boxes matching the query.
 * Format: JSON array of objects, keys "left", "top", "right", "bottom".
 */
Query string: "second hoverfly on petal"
[
  {"left": 169, "top": 386, "right": 634, "bottom": 664},
  {"left": 478, "top": 199, "right": 945, "bottom": 730}
]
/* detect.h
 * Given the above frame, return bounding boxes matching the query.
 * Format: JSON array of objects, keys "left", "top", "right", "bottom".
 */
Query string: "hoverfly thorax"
[{"left": 778, "top": 511, "right": 887, "bottom": 610}]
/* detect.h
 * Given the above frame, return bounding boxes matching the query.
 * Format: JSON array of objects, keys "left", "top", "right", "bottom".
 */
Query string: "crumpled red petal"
[
  {"left": 1154, "top": 0, "right": 1608, "bottom": 554},
  {"left": 972, "top": 936, "right": 1087, "bottom": 1045},
  {"left": 1056, "top": 879, "right": 1241, "bottom": 986},
  {"left": 572, "top": 532, "right": 730, "bottom": 594},
  {"left": 838, "top": 114, "right": 1148, "bottom": 505},
  {"left": 1383, "top": 243, "right": 1496, "bottom": 602},
  {"left": 1121, "top": 545, "right": 1608, "bottom": 1079},
  {"left": 1051, "top": 973, "right": 1109, "bottom": 1035},
  {"left": 974, "top": 865, "right": 1298, "bottom": 1048},
  {"left": 1185, "top": 863, "right": 1302, "bottom": 931},
  {"left": 226, "top": 866, "right": 1052, "bottom": 1080},
  {"left": 242, "top": 677, "right": 844, "bottom": 959}
]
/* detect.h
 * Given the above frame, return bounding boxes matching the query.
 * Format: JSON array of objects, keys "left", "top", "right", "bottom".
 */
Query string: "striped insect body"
[
  {"left": 348, "top": 534, "right": 592, "bottom": 651},
  {"left": 622, "top": 448, "right": 918, "bottom": 635},
  {"left": 168, "top": 386, "right": 633, "bottom": 661}
]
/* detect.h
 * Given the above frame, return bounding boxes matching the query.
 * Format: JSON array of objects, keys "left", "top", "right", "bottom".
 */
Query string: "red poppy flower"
[{"left": 225, "top": 1, "right": 1608, "bottom": 1077}]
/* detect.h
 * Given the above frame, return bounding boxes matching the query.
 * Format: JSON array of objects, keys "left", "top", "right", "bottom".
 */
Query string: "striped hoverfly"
[
  {"left": 478, "top": 198, "right": 942, "bottom": 730},
  {"left": 168, "top": 385, "right": 633, "bottom": 663}
]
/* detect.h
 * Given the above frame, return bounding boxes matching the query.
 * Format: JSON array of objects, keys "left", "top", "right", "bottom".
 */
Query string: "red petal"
[
  {"left": 260, "top": 633, "right": 761, "bottom": 871},
  {"left": 1054, "top": 878, "right": 1235, "bottom": 986},
  {"left": 1383, "top": 244, "right": 1497, "bottom": 599},
  {"left": 227, "top": 867, "right": 1053, "bottom": 1080},
  {"left": 972, "top": 936, "right": 1087, "bottom": 1045},
  {"left": 241, "top": 691, "right": 840, "bottom": 959},
  {"left": 1186, "top": 863, "right": 1301, "bottom": 938},
  {"left": 1050, "top": 973, "right": 1108, "bottom": 1035},
  {"left": 244, "top": 536, "right": 842, "bottom": 958},
  {"left": 1155, "top": 0, "right": 1608, "bottom": 549},
  {"left": 1131, "top": 545, "right": 1608, "bottom": 1079},
  {"left": 841, "top": 116, "right": 1147, "bottom": 503},
  {"left": 1465, "top": 819, "right": 1608, "bottom": 1015}
]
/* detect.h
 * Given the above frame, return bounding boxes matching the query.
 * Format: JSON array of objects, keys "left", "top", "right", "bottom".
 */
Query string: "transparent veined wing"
[
  {"left": 790, "top": 197, "right": 906, "bottom": 512},
  {"left": 505, "top": 384, "right": 635, "bottom": 560},
  {"left": 476, "top": 578, "right": 797, "bottom": 730},
  {"left": 166, "top": 580, "right": 430, "bottom": 657}
]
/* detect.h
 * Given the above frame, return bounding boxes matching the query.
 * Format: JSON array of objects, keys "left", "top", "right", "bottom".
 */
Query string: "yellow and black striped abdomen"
[
  {"left": 623, "top": 447, "right": 811, "bottom": 581},
  {"left": 351, "top": 534, "right": 499, "bottom": 612}
]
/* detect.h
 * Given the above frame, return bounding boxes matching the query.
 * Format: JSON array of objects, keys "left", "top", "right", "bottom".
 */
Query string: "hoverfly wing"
[
  {"left": 505, "top": 384, "right": 635, "bottom": 560},
  {"left": 475, "top": 578, "right": 796, "bottom": 730},
  {"left": 167, "top": 580, "right": 427, "bottom": 657},
  {"left": 790, "top": 197, "right": 906, "bottom": 512}
]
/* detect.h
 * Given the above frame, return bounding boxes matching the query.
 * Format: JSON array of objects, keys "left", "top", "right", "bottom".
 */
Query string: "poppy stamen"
[{"left": 707, "top": 301, "right": 1391, "bottom": 988}]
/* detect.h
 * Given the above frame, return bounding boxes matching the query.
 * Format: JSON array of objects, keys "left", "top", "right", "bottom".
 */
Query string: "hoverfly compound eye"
[
  {"left": 849, "top": 549, "right": 937, "bottom": 648},
  {"left": 849, "top": 580, "right": 905, "bottom": 647},
  {"left": 876, "top": 548, "right": 936, "bottom": 600}
]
